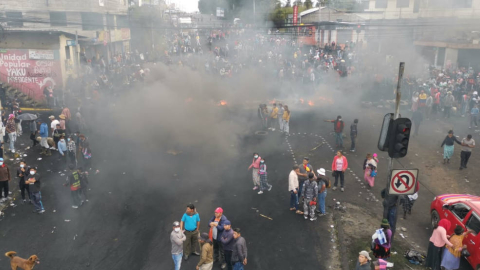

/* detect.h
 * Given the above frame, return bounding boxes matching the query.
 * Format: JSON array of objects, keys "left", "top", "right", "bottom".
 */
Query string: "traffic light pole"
[{"left": 384, "top": 62, "right": 405, "bottom": 244}]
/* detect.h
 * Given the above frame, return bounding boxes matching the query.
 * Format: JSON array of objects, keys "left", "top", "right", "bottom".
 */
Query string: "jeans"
[
  {"left": 350, "top": 135, "right": 356, "bottom": 150},
  {"left": 334, "top": 171, "right": 344, "bottom": 188},
  {"left": 470, "top": 115, "right": 478, "bottom": 127},
  {"left": 298, "top": 180, "right": 305, "bottom": 197},
  {"left": 31, "top": 192, "right": 44, "bottom": 211},
  {"left": 334, "top": 132, "right": 343, "bottom": 147},
  {"left": 8, "top": 132, "right": 16, "bottom": 151},
  {"left": 233, "top": 262, "right": 244, "bottom": 270},
  {"left": 461, "top": 151, "right": 472, "bottom": 168},
  {"left": 317, "top": 191, "right": 327, "bottom": 213},
  {"left": 290, "top": 191, "right": 299, "bottom": 209},
  {"left": 172, "top": 252, "right": 183, "bottom": 270},
  {"left": 387, "top": 206, "right": 397, "bottom": 236}
]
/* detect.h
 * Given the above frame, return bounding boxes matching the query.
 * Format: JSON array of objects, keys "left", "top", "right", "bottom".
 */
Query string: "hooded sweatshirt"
[{"left": 197, "top": 241, "right": 213, "bottom": 267}]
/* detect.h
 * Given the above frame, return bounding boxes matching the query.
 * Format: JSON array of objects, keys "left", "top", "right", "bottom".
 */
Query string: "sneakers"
[
  {"left": 6, "top": 196, "right": 12, "bottom": 200},
  {"left": 258, "top": 191, "right": 264, "bottom": 194},
  {"left": 304, "top": 216, "right": 308, "bottom": 220},
  {"left": 193, "top": 252, "right": 200, "bottom": 256},
  {"left": 72, "top": 205, "right": 79, "bottom": 209},
  {"left": 315, "top": 209, "right": 321, "bottom": 214},
  {"left": 38, "top": 209, "right": 45, "bottom": 214},
  {"left": 0, "top": 198, "right": 7, "bottom": 203},
  {"left": 253, "top": 186, "right": 258, "bottom": 190},
  {"left": 350, "top": 149, "right": 355, "bottom": 152},
  {"left": 22, "top": 199, "right": 26, "bottom": 204},
  {"left": 221, "top": 263, "right": 227, "bottom": 269},
  {"left": 184, "top": 255, "right": 189, "bottom": 261},
  {"left": 268, "top": 185, "right": 273, "bottom": 191},
  {"left": 341, "top": 188, "right": 344, "bottom": 192},
  {"left": 310, "top": 217, "right": 317, "bottom": 221},
  {"left": 332, "top": 187, "right": 337, "bottom": 191}
]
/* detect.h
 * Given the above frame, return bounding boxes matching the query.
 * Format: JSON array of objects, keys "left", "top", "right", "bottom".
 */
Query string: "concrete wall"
[
  {"left": 0, "top": 0, "right": 128, "bottom": 14},
  {"left": 0, "top": 32, "right": 60, "bottom": 50}
]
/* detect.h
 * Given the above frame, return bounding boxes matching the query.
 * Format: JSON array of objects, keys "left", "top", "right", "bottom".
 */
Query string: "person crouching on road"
[
  {"left": 208, "top": 207, "right": 228, "bottom": 266},
  {"left": 197, "top": 232, "right": 214, "bottom": 270},
  {"left": 220, "top": 220, "right": 234, "bottom": 270},
  {"left": 302, "top": 173, "right": 318, "bottom": 221},
  {"left": 0, "top": 157, "right": 12, "bottom": 203},
  {"left": 17, "top": 160, "right": 31, "bottom": 204},
  {"left": 232, "top": 228, "right": 248, "bottom": 270},
  {"left": 181, "top": 203, "right": 201, "bottom": 261},
  {"left": 247, "top": 153, "right": 261, "bottom": 191},
  {"left": 25, "top": 167, "right": 44, "bottom": 214},
  {"left": 171, "top": 221, "right": 186, "bottom": 270},
  {"left": 65, "top": 164, "right": 82, "bottom": 209},
  {"left": 316, "top": 168, "right": 328, "bottom": 216},
  {"left": 289, "top": 165, "right": 303, "bottom": 215},
  {"left": 372, "top": 219, "right": 392, "bottom": 259},
  {"left": 258, "top": 158, "right": 272, "bottom": 195}
]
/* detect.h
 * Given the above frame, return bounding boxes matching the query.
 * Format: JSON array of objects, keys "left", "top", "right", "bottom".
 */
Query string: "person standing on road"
[
  {"left": 441, "top": 225, "right": 471, "bottom": 270},
  {"left": 197, "top": 232, "right": 214, "bottom": 270},
  {"left": 65, "top": 164, "right": 82, "bottom": 209},
  {"left": 426, "top": 94, "right": 433, "bottom": 119},
  {"left": 441, "top": 130, "right": 462, "bottom": 164},
  {"left": 208, "top": 207, "right": 228, "bottom": 266},
  {"left": 298, "top": 157, "right": 313, "bottom": 198},
  {"left": 372, "top": 219, "right": 392, "bottom": 259},
  {"left": 257, "top": 158, "right": 272, "bottom": 195},
  {"left": 232, "top": 228, "right": 247, "bottom": 270},
  {"left": 411, "top": 110, "right": 423, "bottom": 136},
  {"left": 400, "top": 192, "right": 418, "bottom": 219},
  {"left": 363, "top": 154, "right": 377, "bottom": 188},
  {"left": 350, "top": 119, "right": 358, "bottom": 152},
  {"left": 58, "top": 136, "right": 68, "bottom": 166},
  {"left": 17, "top": 161, "right": 31, "bottom": 204},
  {"left": 6, "top": 114, "right": 16, "bottom": 153},
  {"left": 39, "top": 120, "right": 49, "bottom": 155},
  {"left": 79, "top": 135, "right": 92, "bottom": 169},
  {"left": 78, "top": 167, "right": 90, "bottom": 202},
  {"left": 0, "top": 157, "right": 12, "bottom": 202},
  {"left": 324, "top": 116, "right": 344, "bottom": 148},
  {"left": 25, "top": 167, "right": 44, "bottom": 214},
  {"left": 282, "top": 105, "right": 290, "bottom": 135},
  {"left": 67, "top": 136, "right": 77, "bottom": 166},
  {"left": 426, "top": 219, "right": 454, "bottom": 270},
  {"left": 443, "top": 91, "right": 455, "bottom": 119},
  {"left": 220, "top": 220, "right": 234, "bottom": 270},
  {"left": 459, "top": 134, "right": 475, "bottom": 170},
  {"left": 332, "top": 151, "right": 348, "bottom": 191},
  {"left": 49, "top": 115, "right": 59, "bottom": 136},
  {"left": 469, "top": 104, "right": 479, "bottom": 129},
  {"left": 269, "top": 103, "right": 278, "bottom": 131},
  {"left": 277, "top": 103, "right": 284, "bottom": 131},
  {"left": 171, "top": 221, "right": 186, "bottom": 270},
  {"left": 289, "top": 165, "right": 303, "bottom": 214},
  {"left": 355, "top": 251, "right": 372, "bottom": 270},
  {"left": 247, "top": 153, "right": 261, "bottom": 191},
  {"left": 316, "top": 168, "right": 329, "bottom": 216},
  {"left": 181, "top": 203, "right": 201, "bottom": 261},
  {"left": 302, "top": 173, "right": 318, "bottom": 221},
  {"left": 29, "top": 120, "right": 38, "bottom": 147}
]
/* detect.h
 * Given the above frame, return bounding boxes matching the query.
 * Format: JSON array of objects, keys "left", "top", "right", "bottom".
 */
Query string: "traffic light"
[{"left": 387, "top": 118, "right": 412, "bottom": 158}]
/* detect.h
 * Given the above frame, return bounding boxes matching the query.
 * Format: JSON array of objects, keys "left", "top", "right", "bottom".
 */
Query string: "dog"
[{"left": 5, "top": 251, "right": 40, "bottom": 270}]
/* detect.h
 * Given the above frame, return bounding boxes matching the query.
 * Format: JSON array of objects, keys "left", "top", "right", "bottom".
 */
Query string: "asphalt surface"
[{"left": 0, "top": 108, "right": 335, "bottom": 270}]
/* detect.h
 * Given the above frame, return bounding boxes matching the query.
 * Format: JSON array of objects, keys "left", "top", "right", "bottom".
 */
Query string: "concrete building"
[{"left": 0, "top": 0, "right": 131, "bottom": 101}]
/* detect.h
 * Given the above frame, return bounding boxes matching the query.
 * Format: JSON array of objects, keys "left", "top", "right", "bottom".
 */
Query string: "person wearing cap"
[
  {"left": 171, "top": 221, "right": 186, "bottom": 270},
  {"left": 0, "top": 157, "right": 12, "bottom": 202},
  {"left": 197, "top": 232, "right": 213, "bottom": 270},
  {"left": 298, "top": 157, "right": 313, "bottom": 198},
  {"left": 208, "top": 207, "right": 228, "bottom": 266},
  {"left": 5, "top": 114, "right": 16, "bottom": 153},
  {"left": 25, "top": 167, "right": 44, "bottom": 213},
  {"left": 59, "top": 114, "right": 66, "bottom": 131},
  {"left": 49, "top": 115, "right": 59, "bottom": 135},
  {"left": 355, "top": 251, "right": 371, "bottom": 270},
  {"left": 302, "top": 173, "right": 318, "bottom": 221},
  {"left": 289, "top": 165, "right": 303, "bottom": 214},
  {"left": 181, "top": 203, "right": 201, "bottom": 261},
  {"left": 443, "top": 91, "right": 455, "bottom": 119},
  {"left": 220, "top": 220, "right": 234, "bottom": 270},
  {"left": 231, "top": 228, "right": 247, "bottom": 270},
  {"left": 39, "top": 119, "right": 50, "bottom": 155},
  {"left": 316, "top": 168, "right": 328, "bottom": 216},
  {"left": 372, "top": 219, "right": 392, "bottom": 259}
]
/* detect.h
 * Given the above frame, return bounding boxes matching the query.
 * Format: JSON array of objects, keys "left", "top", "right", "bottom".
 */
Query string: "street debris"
[
  {"left": 259, "top": 214, "right": 273, "bottom": 220},
  {"left": 37, "top": 158, "right": 42, "bottom": 161},
  {"left": 65, "top": 220, "right": 71, "bottom": 222},
  {"left": 401, "top": 227, "right": 407, "bottom": 232}
]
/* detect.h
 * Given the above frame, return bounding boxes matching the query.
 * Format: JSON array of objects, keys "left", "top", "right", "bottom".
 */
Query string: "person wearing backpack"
[{"left": 316, "top": 168, "right": 329, "bottom": 216}]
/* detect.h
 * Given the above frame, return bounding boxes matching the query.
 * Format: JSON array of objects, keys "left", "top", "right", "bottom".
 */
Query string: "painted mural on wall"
[{"left": 0, "top": 49, "right": 62, "bottom": 101}]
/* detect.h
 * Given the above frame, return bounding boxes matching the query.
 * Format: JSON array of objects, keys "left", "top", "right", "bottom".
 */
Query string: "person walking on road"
[
  {"left": 58, "top": 136, "right": 68, "bottom": 166},
  {"left": 302, "top": 173, "right": 318, "bottom": 221},
  {"left": 298, "top": 157, "right": 313, "bottom": 198},
  {"left": 257, "top": 158, "right": 272, "bottom": 195},
  {"left": 441, "top": 130, "right": 462, "bottom": 164},
  {"left": 39, "top": 120, "right": 50, "bottom": 156},
  {"left": 6, "top": 114, "right": 16, "bottom": 153},
  {"left": 426, "top": 219, "right": 454, "bottom": 270},
  {"left": 316, "top": 168, "right": 329, "bottom": 216},
  {"left": 248, "top": 153, "right": 261, "bottom": 191},
  {"left": 220, "top": 220, "right": 234, "bottom": 270},
  {"left": 208, "top": 207, "right": 228, "bottom": 266},
  {"left": 289, "top": 165, "right": 303, "bottom": 214},
  {"left": 232, "top": 228, "right": 248, "bottom": 270},
  {"left": 350, "top": 119, "right": 358, "bottom": 152},
  {"left": 67, "top": 135, "right": 77, "bottom": 166},
  {"left": 282, "top": 105, "right": 291, "bottom": 135},
  {"left": 277, "top": 103, "right": 284, "bottom": 131},
  {"left": 25, "top": 167, "right": 44, "bottom": 214},
  {"left": 197, "top": 232, "right": 214, "bottom": 270},
  {"left": 65, "top": 164, "right": 82, "bottom": 208},
  {"left": 459, "top": 134, "right": 475, "bottom": 170},
  {"left": 363, "top": 154, "right": 377, "bottom": 188},
  {"left": 171, "top": 221, "right": 186, "bottom": 270},
  {"left": 181, "top": 203, "right": 201, "bottom": 261},
  {"left": 444, "top": 91, "right": 455, "bottom": 119},
  {"left": 355, "top": 251, "right": 372, "bottom": 270},
  {"left": 0, "top": 157, "right": 12, "bottom": 202},
  {"left": 412, "top": 110, "right": 423, "bottom": 136},
  {"left": 78, "top": 167, "right": 90, "bottom": 202},
  {"left": 469, "top": 104, "right": 479, "bottom": 128},
  {"left": 332, "top": 151, "right": 348, "bottom": 191},
  {"left": 17, "top": 161, "right": 31, "bottom": 204},
  {"left": 325, "top": 116, "right": 345, "bottom": 148},
  {"left": 372, "top": 219, "right": 392, "bottom": 259}
]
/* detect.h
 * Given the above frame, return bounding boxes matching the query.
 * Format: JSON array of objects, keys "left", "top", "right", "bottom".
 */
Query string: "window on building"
[
  {"left": 413, "top": 0, "right": 420, "bottom": 12},
  {"left": 362, "top": 0, "right": 370, "bottom": 9},
  {"left": 50, "top": 12, "right": 67, "bottom": 27},
  {"left": 452, "top": 0, "right": 472, "bottom": 8},
  {"left": 397, "top": 0, "right": 409, "bottom": 8},
  {"left": 106, "top": 14, "right": 115, "bottom": 29},
  {"left": 6, "top": 12, "right": 23, "bottom": 27},
  {"left": 117, "top": 15, "right": 129, "bottom": 28},
  {"left": 81, "top": 12, "right": 103, "bottom": 31},
  {"left": 429, "top": 0, "right": 448, "bottom": 7},
  {"left": 375, "top": 0, "right": 388, "bottom": 8},
  {"left": 65, "top": 46, "right": 71, "bottom": 60}
]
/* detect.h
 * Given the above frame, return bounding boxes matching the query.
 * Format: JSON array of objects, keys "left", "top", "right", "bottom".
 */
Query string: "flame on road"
[
  {"left": 308, "top": 100, "right": 315, "bottom": 106},
  {"left": 218, "top": 100, "right": 228, "bottom": 106}
]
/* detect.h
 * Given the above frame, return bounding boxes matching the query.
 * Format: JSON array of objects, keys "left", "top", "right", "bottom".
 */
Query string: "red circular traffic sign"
[{"left": 391, "top": 170, "right": 415, "bottom": 193}]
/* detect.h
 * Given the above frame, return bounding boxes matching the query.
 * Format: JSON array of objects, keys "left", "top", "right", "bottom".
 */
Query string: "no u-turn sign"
[{"left": 389, "top": 169, "right": 419, "bottom": 195}]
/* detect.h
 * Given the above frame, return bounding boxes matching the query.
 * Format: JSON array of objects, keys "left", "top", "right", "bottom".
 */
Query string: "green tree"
[
  {"left": 285, "top": 0, "right": 291, "bottom": 7},
  {"left": 305, "top": 0, "right": 313, "bottom": 8}
]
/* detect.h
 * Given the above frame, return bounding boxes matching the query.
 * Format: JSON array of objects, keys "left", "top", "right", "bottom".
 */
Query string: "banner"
[
  {"left": 0, "top": 49, "right": 62, "bottom": 101},
  {"left": 293, "top": 5, "right": 298, "bottom": 25}
]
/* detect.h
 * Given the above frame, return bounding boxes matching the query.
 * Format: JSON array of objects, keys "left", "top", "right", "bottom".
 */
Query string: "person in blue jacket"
[
  {"left": 208, "top": 207, "right": 228, "bottom": 268},
  {"left": 221, "top": 220, "right": 235, "bottom": 270},
  {"left": 38, "top": 120, "right": 50, "bottom": 156}
]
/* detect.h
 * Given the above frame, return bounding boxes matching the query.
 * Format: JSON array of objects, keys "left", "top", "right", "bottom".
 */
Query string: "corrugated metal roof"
[{"left": 299, "top": 7, "right": 323, "bottom": 17}]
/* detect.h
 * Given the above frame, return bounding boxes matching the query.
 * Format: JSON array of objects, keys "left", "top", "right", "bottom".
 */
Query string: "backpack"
[{"left": 319, "top": 176, "right": 331, "bottom": 189}]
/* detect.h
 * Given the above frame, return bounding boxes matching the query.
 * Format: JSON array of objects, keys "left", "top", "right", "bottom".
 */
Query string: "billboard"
[
  {"left": 293, "top": 5, "right": 298, "bottom": 25},
  {"left": 0, "top": 49, "right": 63, "bottom": 101},
  {"left": 216, "top": 7, "right": 225, "bottom": 18}
]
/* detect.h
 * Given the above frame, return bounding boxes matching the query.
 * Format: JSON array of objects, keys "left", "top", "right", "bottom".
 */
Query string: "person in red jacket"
[
  {"left": 331, "top": 151, "right": 348, "bottom": 192},
  {"left": 324, "top": 116, "right": 345, "bottom": 148}
]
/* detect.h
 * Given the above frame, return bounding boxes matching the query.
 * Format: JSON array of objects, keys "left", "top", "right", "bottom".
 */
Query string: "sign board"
[
  {"left": 28, "top": 50, "right": 55, "bottom": 60},
  {"left": 216, "top": 7, "right": 225, "bottom": 18},
  {"left": 66, "top": 40, "right": 77, "bottom": 46},
  {"left": 293, "top": 5, "right": 298, "bottom": 25},
  {"left": 389, "top": 169, "right": 418, "bottom": 195}
]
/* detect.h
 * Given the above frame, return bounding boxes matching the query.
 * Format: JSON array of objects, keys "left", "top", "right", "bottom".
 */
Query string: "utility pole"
[
  {"left": 253, "top": 0, "right": 256, "bottom": 26},
  {"left": 74, "top": 30, "right": 79, "bottom": 71}
]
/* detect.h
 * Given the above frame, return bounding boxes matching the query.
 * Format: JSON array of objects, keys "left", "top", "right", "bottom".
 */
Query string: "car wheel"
[{"left": 431, "top": 210, "right": 440, "bottom": 229}]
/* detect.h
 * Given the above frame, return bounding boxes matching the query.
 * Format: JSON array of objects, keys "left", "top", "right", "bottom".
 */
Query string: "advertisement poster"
[{"left": 0, "top": 49, "right": 62, "bottom": 101}]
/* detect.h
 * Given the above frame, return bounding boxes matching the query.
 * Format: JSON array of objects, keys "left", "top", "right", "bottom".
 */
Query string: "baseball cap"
[
  {"left": 224, "top": 220, "right": 231, "bottom": 226},
  {"left": 215, "top": 207, "right": 223, "bottom": 213},
  {"left": 359, "top": 250, "right": 371, "bottom": 261},
  {"left": 172, "top": 221, "right": 180, "bottom": 227}
]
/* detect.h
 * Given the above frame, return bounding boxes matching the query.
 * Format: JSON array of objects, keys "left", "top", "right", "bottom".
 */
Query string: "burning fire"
[
  {"left": 218, "top": 100, "right": 228, "bottom": 106},
  {"left": 308, "top": 100, "right": 314, "bottom": 106},
  {"left": 318, "top": 96, "right": 334, "bottom": 104}
]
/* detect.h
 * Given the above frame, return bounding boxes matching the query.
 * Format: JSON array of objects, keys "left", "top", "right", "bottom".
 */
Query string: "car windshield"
[{"left": 466, "top": 213, "right": 480, "bottom": 235}]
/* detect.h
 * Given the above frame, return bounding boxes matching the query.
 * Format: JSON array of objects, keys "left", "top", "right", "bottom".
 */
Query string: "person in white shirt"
[
  {"left": 289, "top": 165, "right": 303, "bottom": 215},
  {"left": 49, "top": 115, "right": 59, "bottom": 136}
]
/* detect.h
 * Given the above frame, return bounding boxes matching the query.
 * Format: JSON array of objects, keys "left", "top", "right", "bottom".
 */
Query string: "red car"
[{"left": 431, "top": 194, "right": 480, "bottom": 270}]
